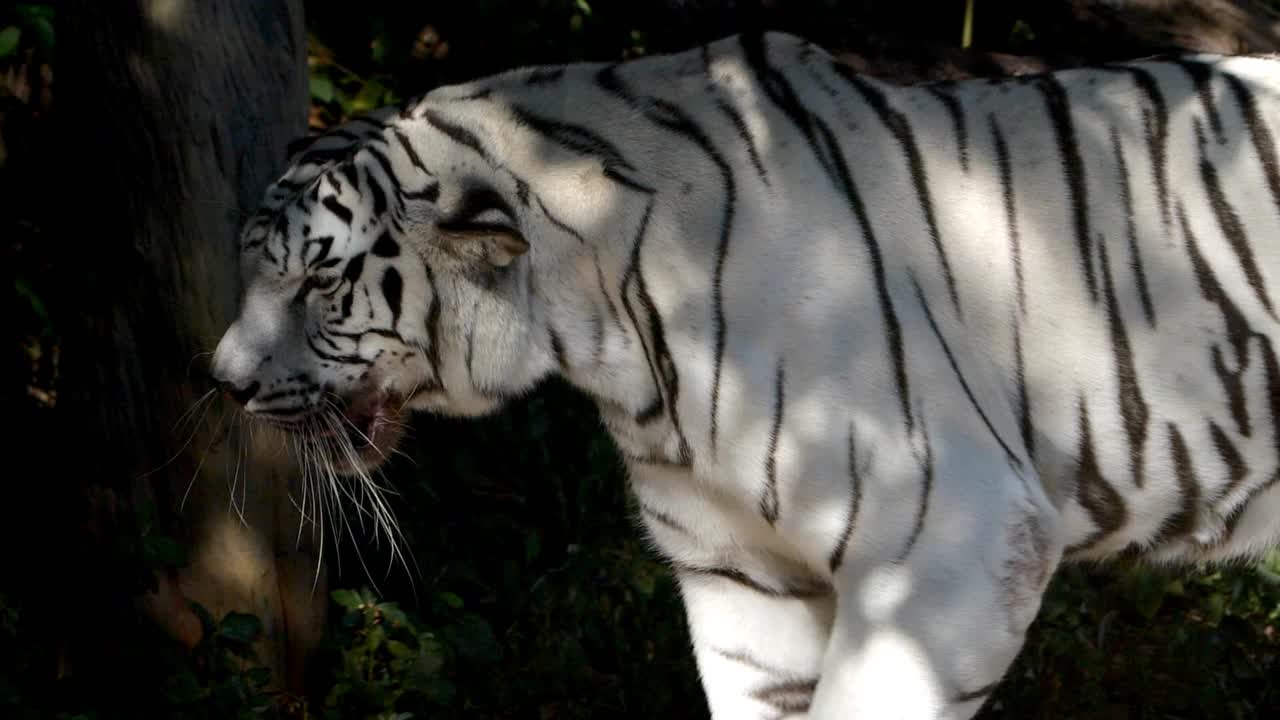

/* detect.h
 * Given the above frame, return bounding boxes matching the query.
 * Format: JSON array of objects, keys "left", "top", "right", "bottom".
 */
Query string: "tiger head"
[{"left": 210, "top": 106, "right": 564, "bottom": 473}]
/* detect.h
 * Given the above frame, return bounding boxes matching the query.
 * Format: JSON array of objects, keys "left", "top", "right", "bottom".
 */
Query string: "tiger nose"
[{"left": 221, "top": 380, "right": 261, "bottom": 407}]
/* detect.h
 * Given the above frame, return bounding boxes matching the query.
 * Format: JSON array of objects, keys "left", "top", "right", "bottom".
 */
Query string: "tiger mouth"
[{"left": 309, "top": 390, "right": 407, "bottom": 471}]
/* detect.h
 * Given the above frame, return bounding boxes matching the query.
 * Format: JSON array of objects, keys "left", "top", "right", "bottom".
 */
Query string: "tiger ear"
[
  {"left": 436, "top": 222, "right": 530, "bottom": 268},
  {"left": 285, "top": 134, "right": 321, "bottom": 160}
]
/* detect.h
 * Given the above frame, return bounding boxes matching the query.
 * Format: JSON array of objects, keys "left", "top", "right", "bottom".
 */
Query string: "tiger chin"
[{"left": 212, "top": 30, "right": 1280, "bottom": 720}]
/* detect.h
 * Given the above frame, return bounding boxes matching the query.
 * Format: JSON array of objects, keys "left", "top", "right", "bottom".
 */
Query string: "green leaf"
[
  {"left": 14, "top": 4, "right": 54, "bottom": 21},
  {"left": 437, "top": 591, "right": 464, "bottom": 610},
  {"left": 217, "top": 612, "right": 263, "bottom": 644},
  {"left": 0, "top": 27, "right": 20, "bottom": 58},
  {"left": 310, "top": 73, "right": 335, "bottom": 103},
  {"left": 164, "top": 668, "right": 205, "bottom": 704},
  {"left": 142, "top": 535, "right": 188, "bottom": 568},
  {"left": 332, "top": 589, "right": 363, "bottom": 610},
  {"left": 352, "top": 78, "right": 388, "bottom": 114},
  {"left": 245, "top": 666, "right": 272, "bottom": 689},
  {"left": 422, "top": 675, "right": 456, "bottom": 705},
  {"left": 378, "top": 602, "right": 409, "bottom": 627},
  {"left": 443, "top": 613, "right": 501, "bottom": 664},
  {"left": 189, "top": 601, "right": 216, "bottom": 633}
]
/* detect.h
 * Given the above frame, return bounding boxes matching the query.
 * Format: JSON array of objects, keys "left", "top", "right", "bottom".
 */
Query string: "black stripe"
[
  {"left": 305, "top": 235, "right": 335, "bottom": 268},
  {"left": 1150, "top": 423, "right": 1200, "bottom": 544},
  {"left": 364, "top": 144, "right": 397, "bottom": 190},
  {"left": 510, "top": 105, "right": 649, "bottom": 193},
  {"left": 421, "top": 109, "right": 490, "bottom": 162},
  {"left": 362, "top": 165, "right": 388, "bottom": 218},
  {"left": 1037, "top": 75, "right": 1097, "bottom": 300},
  {"left": 1013, "top": 316, "right": 1035, "bottom": 460},
  {"left": 273, "top": 213, "right": 293, "bottom": 272},
  {"left": 1064, "top": 398, "right": 1128, "bottom": 555},
  {"left": 1221, "top": 336, "right": 1280, "bottom": 541},
  {"left": 750, "top": 678, "right": 817, "bottom": 715},
  {"left": 760, "top": 360, "right": 785, "bottom": 525},
  {"left": 953, "top": 682, "right": 1000, "bottom": 705},
  {"left": 371, "top": 231, "right": 399, "bottom": 258},
  {"left": 714, "top": 97, "right": 769, "bottom": 185},
  {"left": 525, "top": 67, "right": 564, "bottom": 85},
  {"left": 1224, "top": 72, "right": 1280, "bottom": 225},
  {"left": 339, "top": 161, "right": 360, "bottom": 191},
  {"left": 422, "top": 263, "right": 444, "bottom": 388},
  {"left": 400, "top": 183, "right": 440, "bottom": 203},
  {"left": 1125, "top": 67, "right": 1171, "bottom": 226},
  {"left": 393, "top": 128, "right": 430, "bottom": 174},
  {"left": 322, "top": 195, "right": 353, "bottom": 225},
  {"left": 300, "top": 144, "right": 357, "bottom": 167},
  {"left": 594, "top": 251, "right": 623, "bottom": 333},
  {"left": 1208, "top": 420, "right": 1248, "bottom": 503},
  {"left": 927, "top": 85, "right": 970, "bottom": 172},
  {"left": 446, "top": 185, "right": 515, "bottom": 226},
  {"left": 548, "top": 325, "right": 568, "bottom": 371},
  {"left": 258, "top": 386, "right": 308, "bottom": 404},
  {"left": 634, "top": 394, "right": 665, "bottom": 425},
  {"left": 1097, "top": 235, "right": 1149, "bottom": 488},
  {"left": 590, "top": 310, "right": 604, "bottom": 365},
  {"left": 895, "top": 411, "right": 934, "bottom": 563},
  {"left": 1108, "top": 126, "right": 1157, "bottom": 326},
  {"left": 829, "top": 425, "right": 863, "bottom": 572},
  {"left": 713, "top": 648, "right": 793, "bottom": 676},
  {"left": 618, "top": 202, "right": 693, "bottom": 464},
  {"left": 381, "top": 267, "right": 402, "bottom": 328},
  {"left": 739, "top": 32, "right": 835, "bottom": 181},
  {"left": 836, "top": 66, "right": 962, "bottom": 314},
  {"left": 464, "top": 301, "right": 479, "bottom": 387},
  {"left": 339, "top": 252, "right": 366, "bottom": 319},
  {"left": 532, "top": 193, "right": 588, "bottom": 244},
  {"left": 912, "top": 276, "right": 1024, "bottom": 470},
  {"left": 990, "top": 116, "right": 1025, "bottom": 313},
  {"left": 810, "top": 115, "right": 913, "bottom": 434},
  {"left": 1180, "top": 204, "right": 1254, "bottom": 436},
  {"left": 306, "top": 333, "right": 372, "bottom": 367},
  {"left": 1177, "top": 59, "right": 1226, "bottom": 144},
  {"left": 595, "top": 69, "right": 733, "bottom": 449},
  {"left": 678, "top": 564, "right": 831, "bottom": 599},
  {"left": 634, "top": 96, "right": 737, "bottom": 453},
  {"left": 323, "top": 326, "right": 402, "bottom": 343},
  {"left": 1195, "top": 120, "right": 1277, "bottom": 319},
  {"left": 701, "top": 45, "right": 768, "bottom": 184},
  {"left": 638, "top": 502, "right": 689, "bottom": 535}
]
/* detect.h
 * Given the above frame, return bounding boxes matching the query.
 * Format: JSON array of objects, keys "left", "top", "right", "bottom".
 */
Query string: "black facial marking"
[
  {"left": 372, "top": 230, "right": 400, "bottom": 258},
  {"left": 340, "top": 252, "right": 367, "bottom": 318},
  {"left": 444, "top": 185, "right": 516, "bottom": 227},
  {"left": 381, "top": 267, "right": 403, "bottom": 327},
  {"left": 322, "top": 195, "right": 354, "bottom": 225}
]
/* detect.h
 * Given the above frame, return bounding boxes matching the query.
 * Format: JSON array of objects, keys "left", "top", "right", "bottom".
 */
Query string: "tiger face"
[{"left": 210, "top": 116, "right": 545, "bottom": 473}]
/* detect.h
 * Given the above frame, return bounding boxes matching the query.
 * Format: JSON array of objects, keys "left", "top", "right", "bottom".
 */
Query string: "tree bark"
[{"left": 57, "top": 0, "right": 322, "bottom": 698}]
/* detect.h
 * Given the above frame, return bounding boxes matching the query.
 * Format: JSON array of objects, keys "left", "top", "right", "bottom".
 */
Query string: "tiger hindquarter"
[{"left": 585, "top": 35, "right": 1280, "bottom": 719}]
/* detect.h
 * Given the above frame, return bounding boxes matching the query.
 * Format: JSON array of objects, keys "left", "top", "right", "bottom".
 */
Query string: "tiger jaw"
[{"left": 309, "top": 389, "right": 407, "bottom": 473}]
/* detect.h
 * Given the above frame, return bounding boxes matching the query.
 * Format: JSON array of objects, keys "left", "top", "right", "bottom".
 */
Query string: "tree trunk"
[{"left": 57, "top": 0, "right": 322, "bottom": 698}]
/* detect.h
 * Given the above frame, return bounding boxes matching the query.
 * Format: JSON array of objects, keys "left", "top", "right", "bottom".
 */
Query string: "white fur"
[{"left": 212, "top": 33, "right": 1280, "bottom": 719}]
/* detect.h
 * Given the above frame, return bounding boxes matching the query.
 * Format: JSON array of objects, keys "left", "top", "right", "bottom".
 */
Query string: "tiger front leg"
[
  {"left": 808, "top": 453, "right": 1063, "bottom": 720},
  {"left": 677, "top": 568, "right": 836, "bottom": 719},
  {"left": 630, "top": 462, "right": 836, "bottom": 719}
]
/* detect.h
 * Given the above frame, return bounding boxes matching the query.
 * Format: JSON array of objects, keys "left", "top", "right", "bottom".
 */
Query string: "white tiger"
[{"left": 210, "top": 31, "right": 1280, "bottom": 719}]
